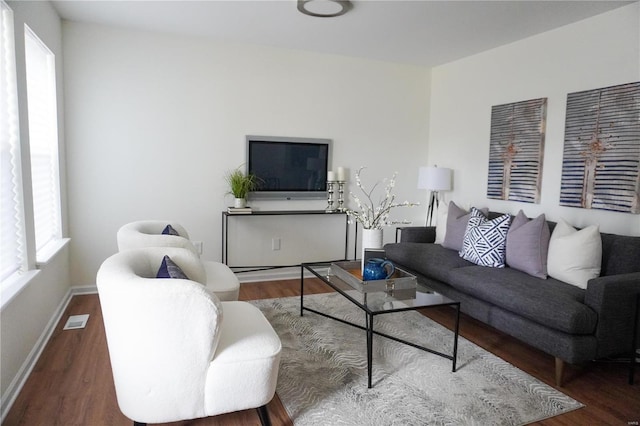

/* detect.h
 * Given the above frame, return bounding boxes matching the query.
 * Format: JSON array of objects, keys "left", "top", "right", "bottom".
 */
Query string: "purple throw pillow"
[
  {"left": 506, "top": 210, "right": 550, "bottom": 279},
  {"left": 442, "top": 201, "right": 488, "bottom": 251}
]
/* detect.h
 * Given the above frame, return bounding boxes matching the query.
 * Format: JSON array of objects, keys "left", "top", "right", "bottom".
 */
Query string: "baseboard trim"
[
  {"left": 71, "top": 285, "right": 98, "bottom": 295},
  {"left": 236, "top": 267, "right": 317, "bottom": 283},
  {"left": 237, "top": 267, "right": 299, "bottom": 283},
  {"left": 1, "top": 285, "right": 95, "bottom": 422}
]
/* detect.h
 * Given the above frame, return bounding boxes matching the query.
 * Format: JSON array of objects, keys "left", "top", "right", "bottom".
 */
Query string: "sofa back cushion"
[
  {"left": 601, "top": 233, "right": 640, "bottom": 276},
  {"left": 469, "top": 211, "right": 638, "bottom": 279}
]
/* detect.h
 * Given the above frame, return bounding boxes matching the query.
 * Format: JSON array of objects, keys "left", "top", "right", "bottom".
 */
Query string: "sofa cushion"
[
  {"left": 506, "top": 211, "right": 550, "bottom": 279},
  {"left": 384, "top": 242, "right": 473, "bottom": 283},
  {"left": 447, "top": 266, "right": 598, "bottom": 335},
  {"left": 442, "top": 202, "right": 489, "bottom": 251},
  {"left": 547, "top": 219, "right": 601, "bottom": 289},
  {"left": 459, "top": 208, "right": 511, "bottom": 268}
]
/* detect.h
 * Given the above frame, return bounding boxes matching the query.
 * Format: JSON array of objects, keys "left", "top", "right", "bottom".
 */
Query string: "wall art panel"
[
  {"left": 560, "top": 81, "right": 640, "bottom": 214},
  {"left": 487, "top": 98, "right": 547, "bottom": 203}
]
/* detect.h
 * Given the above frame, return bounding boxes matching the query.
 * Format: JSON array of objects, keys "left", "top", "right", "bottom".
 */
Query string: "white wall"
[
  {"left": 1, "top": 0, "right": 71, "bottom": 415},
  {"left": 428, "top": 3, "right": 640, "bottom": 235},
  {"left": 63, "top": 22, "right": 431, "bottom": 285}
]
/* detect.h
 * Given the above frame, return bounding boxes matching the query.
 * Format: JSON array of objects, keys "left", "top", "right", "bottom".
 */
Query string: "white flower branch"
[{"left": 345, "top": 167, "right": 420, "bottom": 229}]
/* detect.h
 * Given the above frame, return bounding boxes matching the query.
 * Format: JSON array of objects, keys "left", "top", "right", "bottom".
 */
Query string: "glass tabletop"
[{"left": 302, "top": 262, "right": 459, "bottom": 314}]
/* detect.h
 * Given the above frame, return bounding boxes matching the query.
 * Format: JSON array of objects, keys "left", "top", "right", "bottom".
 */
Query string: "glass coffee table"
[{"left": 300, "top": 261, "right": 460, "bottom": 388}]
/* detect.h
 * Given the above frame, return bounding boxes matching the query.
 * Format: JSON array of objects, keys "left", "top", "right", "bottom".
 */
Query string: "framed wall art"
[
  {"left": 487, "top": 98, "right": 547, "bottom": 204},
  {"left": 559, "top": 81, "right": 640, "bottom": 214}
]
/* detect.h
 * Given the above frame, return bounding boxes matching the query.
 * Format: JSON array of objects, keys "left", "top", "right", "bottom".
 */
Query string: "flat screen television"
[{"left": 246, "top": 135, "right": 332, "bottom": 200}]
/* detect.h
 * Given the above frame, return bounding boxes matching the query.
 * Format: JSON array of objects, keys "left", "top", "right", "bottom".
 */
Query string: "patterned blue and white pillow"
[{"left": 459, "top": 208, "right": 512, "bottom": 268}]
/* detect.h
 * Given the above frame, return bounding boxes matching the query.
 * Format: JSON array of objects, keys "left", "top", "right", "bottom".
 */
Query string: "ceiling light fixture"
[{"left": 297, "top": 0, "right": 352, "bottom": 18}]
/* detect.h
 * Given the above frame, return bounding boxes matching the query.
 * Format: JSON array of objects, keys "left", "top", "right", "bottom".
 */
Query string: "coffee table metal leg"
[
  {"left": 300, "top": 265, "right": 304, "bottom": 317},
  {"left": 452, "top": 303, "right": 460, "bottom": 372},
  {"left": 367, "top": 312, "right": 373, "bottom": 388}
]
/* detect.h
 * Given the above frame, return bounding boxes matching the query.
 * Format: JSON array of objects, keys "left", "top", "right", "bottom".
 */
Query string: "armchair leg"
[
  {"left": 555, "top": 357, "right": 565, "bottom": 387},
  {"left": 257, "top": 404, "right": 272, "bottom": 426}
]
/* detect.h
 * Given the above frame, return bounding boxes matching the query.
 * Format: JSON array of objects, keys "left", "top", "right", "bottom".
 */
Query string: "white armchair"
[
  {"left": 96, "top": 247, "right": 281, "bottom": 426},
  {"left": 117, "top": 220, "right": 239, "bottom": 301}
]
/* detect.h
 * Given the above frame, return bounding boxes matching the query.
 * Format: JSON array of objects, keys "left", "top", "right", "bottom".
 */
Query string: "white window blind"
[
  {"left": 0, "top": 1, "right": 25, "bottom": 282},
  {"left": 24, "top": 25, "right": 61, "bottom": 253}
]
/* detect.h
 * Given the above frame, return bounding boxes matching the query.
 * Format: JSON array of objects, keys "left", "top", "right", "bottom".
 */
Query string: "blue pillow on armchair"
[
  {"left": 156, "top": 255, "right": 189, "bottom": 279},
  {"left": 162, "top": 224, "right": 180, "bottom": 236}
]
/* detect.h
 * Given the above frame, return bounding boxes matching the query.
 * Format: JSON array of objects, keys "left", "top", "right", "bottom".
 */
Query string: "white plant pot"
[
  {"left": 361, "top": 228, "right": 383, "bottom": 272},
  {"left": 234, "top": 198, "right": 246, "bottom": 208}
]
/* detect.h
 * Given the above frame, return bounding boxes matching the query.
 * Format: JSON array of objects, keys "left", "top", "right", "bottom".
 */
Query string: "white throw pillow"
[
  {"left": 547, "top": 219, "right": 602, "bottom": 289},
  {"left": 434, "top": 200, "right": 449, "bottom": 244}
]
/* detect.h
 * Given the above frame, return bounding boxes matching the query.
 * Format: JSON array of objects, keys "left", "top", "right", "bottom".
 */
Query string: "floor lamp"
[{"left": 418, "top": 166, "right": 452, "bottom": 226}]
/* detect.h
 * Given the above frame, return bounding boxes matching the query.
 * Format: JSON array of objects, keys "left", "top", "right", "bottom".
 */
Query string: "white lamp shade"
[{"left": 418, "top": 166, "right": 452, "bottom": 191}]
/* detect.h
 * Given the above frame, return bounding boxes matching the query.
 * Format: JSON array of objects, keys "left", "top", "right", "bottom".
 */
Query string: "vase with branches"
[
  {"left": 346, "top": 167, "right": 419, "bottom": 230},
  {"left": 346, "top": 167, "right": 419, "bottom": 269}
]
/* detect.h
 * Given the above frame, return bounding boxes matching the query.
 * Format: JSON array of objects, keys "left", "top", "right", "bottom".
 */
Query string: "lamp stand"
[{"left": 426, "top": 191, "right": 439, "bottom": 227}]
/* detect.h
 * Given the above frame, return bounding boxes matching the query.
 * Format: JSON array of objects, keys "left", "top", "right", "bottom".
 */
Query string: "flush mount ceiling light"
[{"left": 297, "top": 0, "right": 352, "bottom": 18}]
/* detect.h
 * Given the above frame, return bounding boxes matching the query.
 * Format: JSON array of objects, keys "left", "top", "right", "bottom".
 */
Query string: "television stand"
[{"left": 221, "top": 210, "right": 350, "bottom": 271}]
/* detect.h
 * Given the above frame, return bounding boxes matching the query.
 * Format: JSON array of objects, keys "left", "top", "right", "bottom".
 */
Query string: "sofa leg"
[
  {"left": 257, "top": 404, "right": 272, "bottom": 426},
  {"left": 555, "top": 357, "right": 565, "bottom": 387}
]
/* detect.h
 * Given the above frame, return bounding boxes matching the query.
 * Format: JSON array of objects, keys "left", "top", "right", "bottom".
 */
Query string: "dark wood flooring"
[{"left": 4, "top": 279, "right": 639, "bottom": 425}]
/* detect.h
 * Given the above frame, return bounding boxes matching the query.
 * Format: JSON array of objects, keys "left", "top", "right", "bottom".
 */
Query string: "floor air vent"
[{"left": 63, "top": 314, "right": 89, "bottom": 330}]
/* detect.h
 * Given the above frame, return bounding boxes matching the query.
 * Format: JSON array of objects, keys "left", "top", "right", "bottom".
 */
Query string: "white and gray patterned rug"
[{"left": 251, "top": 293, "right": 584, "bottom": 425}]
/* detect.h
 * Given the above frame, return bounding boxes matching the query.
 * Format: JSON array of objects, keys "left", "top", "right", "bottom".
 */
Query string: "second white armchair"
[{"left": 117, "top": 220, "right": 240, "bottom": 301}]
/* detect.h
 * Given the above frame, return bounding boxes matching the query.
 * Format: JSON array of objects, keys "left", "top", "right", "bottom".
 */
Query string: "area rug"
[{"left": 251, "top": 293, "right": 584, "bottom": 425}]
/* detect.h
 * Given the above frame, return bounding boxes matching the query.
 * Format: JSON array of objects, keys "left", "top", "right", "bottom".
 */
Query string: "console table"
[{"left": 221, "top": 210, "right": 350, "bottom": 270}]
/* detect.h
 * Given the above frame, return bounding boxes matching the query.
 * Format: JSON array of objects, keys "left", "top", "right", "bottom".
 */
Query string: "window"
[
  {"left": 24, "top": 25, "right": 61, "bottom": 255},
  {"left": 1, "top": 6, "right": 65, "bottom": 297},
  {"left": 0, "top": 1, "right": 24, "bottom": 282}
]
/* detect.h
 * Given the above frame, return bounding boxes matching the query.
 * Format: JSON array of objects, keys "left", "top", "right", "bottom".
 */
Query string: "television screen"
[{"left": 246, "top": 136, "right": 332, "bottom": 200}]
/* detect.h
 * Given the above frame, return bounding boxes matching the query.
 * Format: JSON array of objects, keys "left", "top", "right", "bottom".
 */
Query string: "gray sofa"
[{"left": 384, "top": 217, "right": 640, "bottom": 385}]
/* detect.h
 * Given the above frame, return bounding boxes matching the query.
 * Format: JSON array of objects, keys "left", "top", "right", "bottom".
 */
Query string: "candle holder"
[
  {"left": 337, "top": 181, "right": 346, "bottom": 211},
  {"left": 325, "top": 181, "right": 336, "bottom": 212}
]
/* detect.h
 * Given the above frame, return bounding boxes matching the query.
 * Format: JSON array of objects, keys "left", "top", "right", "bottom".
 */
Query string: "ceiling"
[{"left": 51, "top": 0, "right": 634, "bottom": 67}]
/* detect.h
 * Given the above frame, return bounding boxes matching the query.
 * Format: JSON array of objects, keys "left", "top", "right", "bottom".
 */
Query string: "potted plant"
[{"left": 225, "top": 167, "right": 259, "bottom": 208}]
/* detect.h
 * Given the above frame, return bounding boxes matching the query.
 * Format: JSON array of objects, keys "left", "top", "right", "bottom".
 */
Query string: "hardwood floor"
[{"left": 4, "top": 279, "right": 639, "bottom": 425}]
